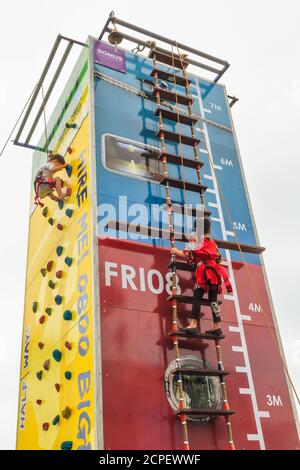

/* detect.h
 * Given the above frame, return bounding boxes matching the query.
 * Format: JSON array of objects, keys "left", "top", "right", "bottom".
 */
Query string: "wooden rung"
[
  {"left": 168, "top": 331, "right": 225, "bottom": 340},
  {"left": 149, "top": 49, "right": 189, "bottom": 70},
  {"left": 151, "top": 68, "right": 191, "bottom": 87},
  {"left": 155, "top": 106, "right": 197, "bottom": 126},
  {"left": 172, "top": 368, "right": 229, "bottom": 376},
  {"left": 152, "top": 88, "right": 193, "bottom": 106},
  {"left": 167, "top": 294, "right": 222, "bottom": 306},
  {"left": 159, "top": 176, "right": 207, "bottom": 193},
  {"left": 176, "top": 408, "right": 235, "bottom": 416},
  {"left": 157, "top": 129, "right": 200, "bottom": 147}
]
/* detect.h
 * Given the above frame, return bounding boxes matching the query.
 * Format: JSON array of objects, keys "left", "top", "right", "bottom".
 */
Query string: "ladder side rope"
[
  {"left": 175, "top": 44, "right": 300, "bottom": 407},
  {"left": 176, "top": 43, "right": 235, "bottom": 451},
  {"left": 0, "top": 84, "right": 38, "bottom": 158},
  {"left": 152, "top": 49, "right": 190, "bottom": 451}
]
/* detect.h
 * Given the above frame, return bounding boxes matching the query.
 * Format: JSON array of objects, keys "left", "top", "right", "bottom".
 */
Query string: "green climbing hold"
[
  {"left": 62, "top": 406, "right": 72, "bottom": 419},
  {"left": 65, "top": 208, "right": 73, "bottom": 218},
  {"left": 45, "top": 307, "right": 52, "bottom": 316},
  {"left": 52, "top": 415, "right": 60, "bottom": 426},
  {"left": 65, "top": 257, "right": 73, "bottom": 267},
  {"left": 36, "top": 370, "right": 43, "bottom": 381},
  {"left": 55, "top": 295, "right": 62, "bottom": 305},
  {"left": 64, "top": 371, "right": 72, "bottom": 380},
  {"left": 48, "top": 280, "right": 56, "bottom": 289},
  {"left": 63, "top": 310, "right": 72, "bottom": 321},
  {"left": 40, "top": 268, "right": 47, "bottom": 277},
  {"left": 42, "top": 207, "right": 48, "bottom": 217},
  {"left": 61, "top": 441, "right": 73, "bottom": 450},
  {"left": 52, "top": 349, "right": 62, "bottom": 362},
  {"left": 58, "top": 200, "right": 64, "bottom": 210},
  {"left": 66, "top": 164, "right": 73, "bottom": 177},
  {"left": 48, "top": 217, "right": 55, "bottom": 226},
  {"left": 32, "top": 302, "right": 38, "bottom": 313},
  {"left": 56, "top": 245, "right": 63, "bottom": 257}
]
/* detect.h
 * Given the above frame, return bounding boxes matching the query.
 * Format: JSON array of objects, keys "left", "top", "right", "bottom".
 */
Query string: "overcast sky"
[{"left": 0, "top": 0, "right": 299, "bottom": 449}]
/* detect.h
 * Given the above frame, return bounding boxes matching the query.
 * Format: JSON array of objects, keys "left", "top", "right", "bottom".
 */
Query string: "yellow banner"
[{"left": 16, "top": 114, "right": 96, "bottom": 450}]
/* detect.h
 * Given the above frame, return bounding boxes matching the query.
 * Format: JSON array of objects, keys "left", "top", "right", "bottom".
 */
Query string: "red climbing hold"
[
  {"left": 39, "top": 315, "right": 46, "bottom": 324},
  {"left": 40, "top": 268, "right": 47, "bottom": 277},
  {"left": 42, "top": 423, "right": 49, "bottom": 431},
  {"left": 36, "top": 399, "right": 42, "bottom": 405},
  {"left": 55, "top": 383, "right": 60, "bottom": 392},
  {"left": 65, "top": 341, "right": 72, "bottom": 350},
  {"left": 47, "top": 261, "right": 53, "bottom": 272},
  {"left": 43, "top": 359, "right": 50, "bottom": 371},
  {"left": 38, "top": 342, "right": 44, "bottom": 350},
  {"left": 67, "top": 147, "right": 72, "bottom": 154},
  {"left": 56, "top": 270, "right": 63, "bottom": 279},
  {"left": 57, "top": 223, "right": 64, "bottom": 231}
]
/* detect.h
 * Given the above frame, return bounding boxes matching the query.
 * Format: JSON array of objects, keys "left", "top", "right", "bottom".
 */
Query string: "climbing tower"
[{"left": 16, "top": 14, "right": 299, "bottom": 450}]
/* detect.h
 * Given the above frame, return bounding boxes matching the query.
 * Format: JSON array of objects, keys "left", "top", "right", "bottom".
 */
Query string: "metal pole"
[
  {"left": 60, "top": 34, "right": 88, "bottom": 48},
  {"left": 106, "top": 27, "right": 221, "bottom": 75},
  {"left": 13, "top": 141, "right": 48, "bottom": 153},
  {"left": 98, "top": 11, "right": 115, "bottom": 40},
  {"left": 25, "top": 41, "right": 73, "bottom": 144},
  {"left": 14, "top": 35, "right": 62, "bottom": 143},
  {"left": 112, "top": 16, "right": 229, "bottom": 67}
]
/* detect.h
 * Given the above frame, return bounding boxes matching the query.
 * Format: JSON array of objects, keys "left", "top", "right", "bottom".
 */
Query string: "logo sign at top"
[{"left": 94, "top": 40, "right": 126, "bottom": 73}]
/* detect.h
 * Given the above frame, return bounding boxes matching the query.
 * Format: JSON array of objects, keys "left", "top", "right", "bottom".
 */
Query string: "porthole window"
[{"left": 164, "top": 354, "right": 223, "bottom": 422}]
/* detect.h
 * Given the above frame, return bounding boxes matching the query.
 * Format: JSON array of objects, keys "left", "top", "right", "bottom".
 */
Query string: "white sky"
[{"left": 0, "top": 0, "right": 299, "bottom": 449}]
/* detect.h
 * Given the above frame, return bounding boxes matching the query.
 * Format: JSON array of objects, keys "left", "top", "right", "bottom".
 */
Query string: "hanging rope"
[
  {"left": 0, "top": 84, "right": 38, "bottom": 159},
  {"left": 175, "top": 44, "right": 300, "bottom": 407}
]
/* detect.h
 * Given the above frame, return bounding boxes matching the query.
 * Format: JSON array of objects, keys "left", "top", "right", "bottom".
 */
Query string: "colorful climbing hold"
[
  {"left": 48, "top": 217, "right": 55, "bottom": 226},
  {"left": 65, "top": 256, "right": 73, "bottom": 267},
  {"left": 55, "top": 383, "right": 60, "bottom": 392},
  {"left": 65, "top": 341, "right": 72, "bottom": 350},
  {"left": 64, "top": 371, "right": 72, "bottom": 380},
  {"left": 39, "top": 315, "right": 46, "bottom": 324},
  {"left": 47, "top": 261, "right": 53, "bottom": 272},
  {"left": 55, "top": 295, "right": 62, "bottom": 305},
  {"left": 36, "top": 370, "right": 43, "bottom": 381},
  {"left": 42, "top": 207, "right": 48, "bottom": 217},
  {"left": 63, "top": 310, "right": 72, "bottom": 321},
  {"left": 52, "top": 349, "right": 62, "bottom": 362},
  {"left": 32, "top": 302, "right": 38, "bottom": 313},
  {"left": 40, "top": 268, "right": 47, "bottom": 277},
  {"left": 42, "top": 423, "right": 49, "bottom": 431},
  {"left": 36, "top": 399, "right": 42, "bottom": 405},
  {"left": 58, "top": 200, "right": 64, "bottom": 210},
  {"left": 62, "top": 406, "right": 72, "bottom": 419},
  {"left": 56, "top": 270, "right": 63, "bottom": 279},
  {"left": 66, "top": 164, "right": 73, "bottom": 177},
  {"left": 43, "top": 359, "right": 50, "bottom": 371},
  {"left": 52, "top": 415, "right": 60, "bottom": 426},
  {"left": 57, "top": 223, "right": 64, "bottom": 231},
  {"left": 56, "top": 245, "right": 63, "bottom": 257},
  {"left": 61, "top": 441, "right": 73, "bottom": 451},
  {"left": 65, "top": 208, "right": 73, "bottom": 218},
  {"left": 66, "top": 123, "right": 77, "bottom": 129},
  {"left": 67, "top": 147, "right": 72, "bottom": 154},
  {"left": 38, "top": 342, "right": 44, "bottom": 350},
  {"left": 45, "top": 307, "right": 52, "bottom": 316},
  {"left": 48, "top": 280, "right": 56, "bottom": 289}
]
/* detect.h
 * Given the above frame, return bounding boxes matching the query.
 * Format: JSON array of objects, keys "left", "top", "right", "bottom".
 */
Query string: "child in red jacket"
[{"left": 171, "top": 217, "right": 232, "bottom": 337}]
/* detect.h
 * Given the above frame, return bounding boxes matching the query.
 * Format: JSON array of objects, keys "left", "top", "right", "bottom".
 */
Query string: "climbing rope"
[
  {"left": 41, "top": 85, "right": 49, "bottom": 154},
  {"left": 175, "top": 43, "right": 300, "bottom": 407}
]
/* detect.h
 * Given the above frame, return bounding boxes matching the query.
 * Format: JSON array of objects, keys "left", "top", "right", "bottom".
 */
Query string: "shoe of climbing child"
[
  {"left": 205, "top": 328, "right": 223, "bottom": 336},
  {"left": 180, "top": 327, "right": 198, "bottom": 335}
]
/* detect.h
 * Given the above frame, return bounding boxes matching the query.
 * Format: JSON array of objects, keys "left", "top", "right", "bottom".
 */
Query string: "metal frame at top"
[{"left": 98, "top": 11, "right": 230, "bottom": 83}]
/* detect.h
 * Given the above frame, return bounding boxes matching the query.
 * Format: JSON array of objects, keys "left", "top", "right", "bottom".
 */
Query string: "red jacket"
[{"left": 184, "top": 236, "right": 233, "bottom": 294}]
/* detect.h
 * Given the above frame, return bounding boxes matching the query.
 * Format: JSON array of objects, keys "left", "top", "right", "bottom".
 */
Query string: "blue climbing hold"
[
  {"left": 64, "top": 371, "right": 72, "bottom": 380},
  {"left": 56, "top": 246, "right": 63, "bottom": 257},
  {"left": 66, "top": 164, "right": 73, "bottom": 178},
  {"left": 65, "top": 208, "right": 73, "bottom": 218},
  {"left": 58, "top": 200, "right": 64, "bottom": 210},
  {"left": 52, "top": 349, "right": 62, "bottom": 362},
  {"left": 61, "top": 441, "right": 73, "bottom": 450},
  {"left": 52, "top": 415, "right": 60, "bottom": 425},
  {"left": 63, "top": 310, "right": 72, "bottom": 321},
  {"left": 55, "top": 295, "right": 63, "bottom": 305},
  {"left": 65, "top": 257, "right": 73, "bottom": 267}
]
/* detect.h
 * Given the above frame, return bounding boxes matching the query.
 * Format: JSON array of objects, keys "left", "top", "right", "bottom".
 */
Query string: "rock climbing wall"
[{"left": 16, "top": 46, "right": 98, "bottom": 450}]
